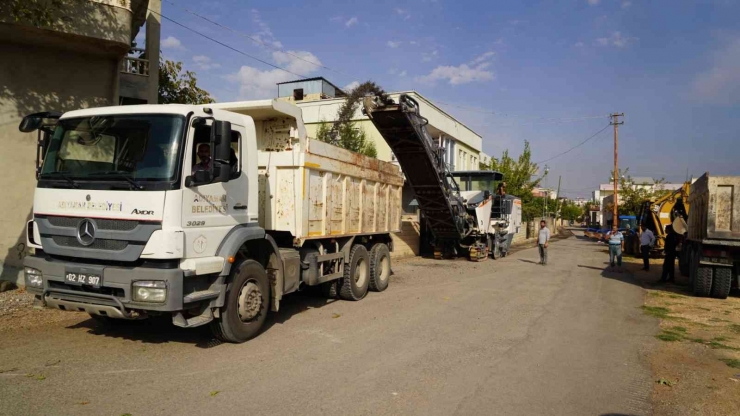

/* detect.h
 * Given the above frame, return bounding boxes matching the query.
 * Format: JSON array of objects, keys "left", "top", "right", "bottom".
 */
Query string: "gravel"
[{"left": 0, "top": 288, "right": 86, "bottom": 332}]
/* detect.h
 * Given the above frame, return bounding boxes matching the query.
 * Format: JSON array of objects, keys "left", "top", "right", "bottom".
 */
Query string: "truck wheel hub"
[{"left": 238, "top": 282, "right": 262, "bottom": 321}]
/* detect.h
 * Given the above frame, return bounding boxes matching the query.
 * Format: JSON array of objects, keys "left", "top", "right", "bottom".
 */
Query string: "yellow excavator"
[{"left": 636, "top": 182, "right": 690, "bottom": 256}]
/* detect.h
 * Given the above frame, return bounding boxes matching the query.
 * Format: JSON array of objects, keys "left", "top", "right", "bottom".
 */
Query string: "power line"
[
  {"left": 535, "top": 124, "right": 611, "bottom": 164},
  {"left": 149, "top": 7, "right": 307, "bottom": 78},
  {"left": 161, "top": 0, "right": 349, "bottom": 78},
  {"left": 434, "top": 100, "right": 608, "bottom": 121}
]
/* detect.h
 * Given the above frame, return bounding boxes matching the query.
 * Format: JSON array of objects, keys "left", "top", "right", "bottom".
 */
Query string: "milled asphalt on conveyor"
[{"left": 0, "top": 232, "right": 657, "bottom": 416}]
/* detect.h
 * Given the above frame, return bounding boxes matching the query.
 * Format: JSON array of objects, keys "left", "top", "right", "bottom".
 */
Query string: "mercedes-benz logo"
[{"left": 76, "top": 219, "right": 97, "bottom": 246}]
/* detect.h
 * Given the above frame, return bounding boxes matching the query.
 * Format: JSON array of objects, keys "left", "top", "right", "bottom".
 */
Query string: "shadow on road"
[
  {"left": 518, "top": 259, "right": 540, "bottom": 265},
  {"left": 65, "top": 291, "right": 338, "bottom": 348}
]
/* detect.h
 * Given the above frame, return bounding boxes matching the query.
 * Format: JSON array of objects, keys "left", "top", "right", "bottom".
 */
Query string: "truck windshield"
[
  {"left": 451, "top": 174, "right": 497, "bottom": 192},
  {"left": 40, "top": 114, "right": 185, "bottom": 185}
]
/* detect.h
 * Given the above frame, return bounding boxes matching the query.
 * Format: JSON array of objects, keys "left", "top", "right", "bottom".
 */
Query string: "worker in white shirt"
[{"left": 640, "top": 228, "right": 656, "bottom": 271}]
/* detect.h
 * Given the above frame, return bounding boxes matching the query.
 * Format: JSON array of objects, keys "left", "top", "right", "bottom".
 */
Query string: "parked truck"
[
  {"left": 20, "top": 100, "right": 403, "bottom": 342},
  {"left": 682, "top": 173, "right": 740, "bottom": 299}
]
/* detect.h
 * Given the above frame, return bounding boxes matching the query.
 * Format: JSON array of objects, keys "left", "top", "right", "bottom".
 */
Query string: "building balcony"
[{"left": 121, "top": 49, "right": 149, "bottom": 76}]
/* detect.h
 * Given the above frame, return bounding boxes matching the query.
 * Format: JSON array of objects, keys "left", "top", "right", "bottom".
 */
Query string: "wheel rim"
[
  {"left": 379, "top": 254, "right": 390, "bottom": 283},
  {"left": 355, "top": 258, "right": 368, "bottom": 287},
  {"left": 237, "top": 281, "right": 263, "bottom": 322}
]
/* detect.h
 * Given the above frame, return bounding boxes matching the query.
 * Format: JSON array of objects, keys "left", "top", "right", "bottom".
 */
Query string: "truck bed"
[
  {"left": 214, "top": 100, "right": 404, "bottom": 244},
  {"left": 688, "top": 173, "right": 740, "bottom": 244}
]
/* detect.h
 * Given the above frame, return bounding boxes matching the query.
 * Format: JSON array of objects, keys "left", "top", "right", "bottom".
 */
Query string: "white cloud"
[
  {"left": 161, "top": 36, "right": 184, "bottom": 50},
  {"left": 692, "top": 36, "right": 740, "bottom": 105},
  {"left": 509, "top": 19, "right": 520, "bottom": 25},
  {"left": 251, "top": 9, "right": 283, "bottom": 49},
  {"left": 594, "top": 31, "right": 637, "bottom": 48},
  {"left": 226, "top": 50, "right": 322, "bottom": 99},
  {"left": 192, "top": 55, "right": 221, "bottom": 71},
  {"left": 574, "top": 41, "right": 585, "bottom": 47},
  {"left": 422, "top": 49, "right": 438, "bottom": 62},
  {"left": 345, "top": 17, "right": 358, "bottom": 27},
  {"left": 387, "top": 40, "right": 402, "bottom": 48},
  {"left": 272, "top": 50, "right": 323, "bottom": 74},
  {"left": 394, "top": 8, "right": 411, "bottom": 20},
  {"left": 330, "top": 15, "right": 343, "bottom": 22},
  {"left": 470, "top": 51, "right": 495, "bottom": 65},
  {"left": 587, "top": 0, "right": 600, "bottom": 5},
  {"left": 417, "top": 50, "right": 496, "bottom": 85},
  {"left": 416, "top": 62, "right": 494, "bottom": 85},
  {"left": 344, "top": 81, "right": 360, "bottom": 92},
  {"left": 621, "top": 1, "right": 632, "bottom": 9},
  {"left": 410, "top": 40, "right": 419, "bottom": 45},
  {"left": 399, "top": 70, "right": 407, "bottom": 77}
]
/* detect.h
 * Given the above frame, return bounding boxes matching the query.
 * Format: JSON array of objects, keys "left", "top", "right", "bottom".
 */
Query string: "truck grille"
[
  {"left": 46, "top": 216, "right": 139, "bottom": 231},
  {"left": 52, "top": 236, "right": 128, "bottom": 251}
]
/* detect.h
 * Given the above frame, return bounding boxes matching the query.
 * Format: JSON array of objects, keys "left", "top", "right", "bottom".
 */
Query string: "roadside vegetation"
[{"left": 623, "top": 253, "right": 740, "bottom": 416}]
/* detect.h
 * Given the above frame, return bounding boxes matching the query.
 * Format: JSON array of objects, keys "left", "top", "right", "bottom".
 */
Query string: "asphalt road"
[{"left": 0, "top": 233, "right": 657, "bottom": 416}]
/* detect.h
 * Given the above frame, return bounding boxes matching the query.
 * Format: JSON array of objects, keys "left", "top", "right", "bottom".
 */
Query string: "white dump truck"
[
  {"left": 682, "top": 173, "right": 740, "bottom": 299},
  {"left": 20, "top": 100, "right": 403, "bottom": 342}
]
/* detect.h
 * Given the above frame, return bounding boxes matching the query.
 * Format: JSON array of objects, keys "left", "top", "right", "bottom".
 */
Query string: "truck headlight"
[
  {"left": 24, "top": 267, "right": 43, "bottom": 288},
  {"left": 132, "top": 281, "right": 167, "bottom": 303}
]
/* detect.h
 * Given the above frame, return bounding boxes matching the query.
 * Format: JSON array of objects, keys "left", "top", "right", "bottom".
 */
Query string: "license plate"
[{"left": 65, "top": 271, "right": 103, "bottom": 288}]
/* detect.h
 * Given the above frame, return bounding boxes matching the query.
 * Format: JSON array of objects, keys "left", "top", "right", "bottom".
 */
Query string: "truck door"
[{"left": 181, "top": 118, "right": 249, "bottom": 258}]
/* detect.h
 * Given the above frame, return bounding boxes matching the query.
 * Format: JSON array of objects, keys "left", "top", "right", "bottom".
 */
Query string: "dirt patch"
[
  {"left": 0, "top": 288, "right": 85, "bottom": 332},
  {"left": 622, "top": 254, "right": 740, "bottom": 415}
]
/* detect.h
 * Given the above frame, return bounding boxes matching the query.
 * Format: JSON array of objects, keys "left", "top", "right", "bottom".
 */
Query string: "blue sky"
[{"left": 154, "top": 0, "right": 740, "bottom": 198}]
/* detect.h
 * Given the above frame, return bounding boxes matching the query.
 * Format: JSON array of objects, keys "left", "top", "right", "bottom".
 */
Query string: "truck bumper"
[{"left": 23, "top": 255, "right": 187, "bottom": 318}]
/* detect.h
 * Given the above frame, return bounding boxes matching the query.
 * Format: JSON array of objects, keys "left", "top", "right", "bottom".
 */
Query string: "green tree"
[
  {"left": 485, "top": 141, "right": 546, "bottom": 221},
  {"left": 158, "top": 59, "right": 215, "bottom": 104},
  {"left": 315, "top": 121, "right": 377, "bottom": 157},
  {"left": 1, "top": 0, "right": 74, "bottom": 28},
  {"left": 560, "top": 201, "right": 584, "bottom": 222}
]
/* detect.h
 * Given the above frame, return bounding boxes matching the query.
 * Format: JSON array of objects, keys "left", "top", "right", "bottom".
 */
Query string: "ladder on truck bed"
[{"left": 363, "top": 94, "right": 466, "bottom": 242}]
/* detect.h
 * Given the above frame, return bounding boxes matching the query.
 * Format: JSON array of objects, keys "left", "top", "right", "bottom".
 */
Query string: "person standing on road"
[
  {"left": 605, "top": 225, "right": 624, "bottom": 269},
  {"left": 659, "top": 225, "right": 678, "bottom": 283},
  {"left": 538, "top": 220, "right": 550, "bottom": 265},
  {"left": 640, "top": 227, "right": 656, "bottom": 271}
]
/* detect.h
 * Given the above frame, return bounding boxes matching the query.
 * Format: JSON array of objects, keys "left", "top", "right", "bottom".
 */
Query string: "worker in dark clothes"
[{"left": 659, "top": 225, "right": 678, "bottom": 283}]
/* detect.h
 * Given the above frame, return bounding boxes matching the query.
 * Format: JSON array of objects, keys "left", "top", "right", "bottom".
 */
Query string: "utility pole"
[
  {"left": 610, "top": 113, "right": 624, "bottom": 227},
  {"left": 554, "top": 175, "right": 562, "bottom": 224}
]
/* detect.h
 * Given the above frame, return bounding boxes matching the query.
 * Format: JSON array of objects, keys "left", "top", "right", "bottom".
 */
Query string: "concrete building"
[
  {"left": 0, "top": 0, "right": 160, "bottom": 284},
  {"left": 532, "top": 188, "right": 557, "bottom": 200},
  {"left": 572, "top": 197, "right": 588, "bottom": 207}
]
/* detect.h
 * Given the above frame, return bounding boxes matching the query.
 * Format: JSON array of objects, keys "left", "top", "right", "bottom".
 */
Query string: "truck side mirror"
[
  {"left": 19, "top": 114, "right": 44, "bottom": 133},
  {"left": 211, "top": 120, "right": 232, "bottom": 183}
]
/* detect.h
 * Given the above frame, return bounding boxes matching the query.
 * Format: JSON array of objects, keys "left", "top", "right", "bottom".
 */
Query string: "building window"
[{"left": 293, "top": 88, "right": 304, "bottom": 101}]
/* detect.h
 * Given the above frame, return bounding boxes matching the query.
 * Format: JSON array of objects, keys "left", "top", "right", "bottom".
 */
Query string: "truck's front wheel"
[{"left": 211, "top": 259, "right": 270, "bottom": 343}]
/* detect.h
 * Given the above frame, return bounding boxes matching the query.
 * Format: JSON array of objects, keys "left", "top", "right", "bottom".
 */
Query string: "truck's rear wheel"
[
  {"left": 711, "top": 267, "right": 732, "bottom": 299},
  {"left": 340, "top": 245, "right": 370, "bottom": 301},
  {"left": 369, "top": 243, "right": 391, "bottom": 292},
  {"left": 694, "top": 266, "right": 713, "bottom": 297},
  {"left": 211, "top": 259, "right": 269, "bottom": 343}
]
